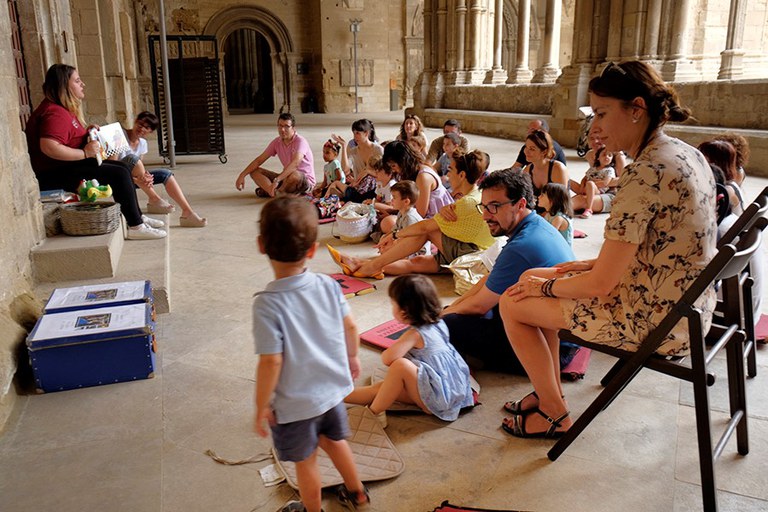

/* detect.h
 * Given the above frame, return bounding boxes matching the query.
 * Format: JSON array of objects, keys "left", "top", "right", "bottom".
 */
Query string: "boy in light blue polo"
[{"left": 253, "top": 197, "right": 371, "bottom": 512}]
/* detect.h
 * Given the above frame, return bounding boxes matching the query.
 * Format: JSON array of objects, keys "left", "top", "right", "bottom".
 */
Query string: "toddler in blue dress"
[{"left": 346, "top": 274, "right": 474, "bottom": 424}]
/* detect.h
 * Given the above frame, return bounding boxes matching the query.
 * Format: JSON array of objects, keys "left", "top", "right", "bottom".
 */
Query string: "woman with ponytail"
[{"left": 496, "top": 61, "right": 717, "bottom": 439}]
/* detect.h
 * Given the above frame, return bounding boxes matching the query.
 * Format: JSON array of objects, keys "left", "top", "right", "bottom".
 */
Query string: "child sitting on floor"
[
  {"left": 375, "top": 180, "right": 428, "bottom": 256},
  {"left": 366, "top": 156, "right": 397, "bottom": 243},
  {"left": 313, "top": 139, "right": 344, "bottom": 198},
  {"left": 570, "top": 146, "right": 616, "bottom": 219},
  {"left": 434, "top": 132, "right": 462, "bottom": 194},
  {"left": 115, "top": 111, "right": 207, "bottom": 227},
  {"left": 253, "top": 197, "right": 370, "bottom": 512},
  {"left": 345, "top": 274, "right": 474, "bottom": 426},
  {"left": 539, "top": 182, "right": 574, "bottom": 246}
]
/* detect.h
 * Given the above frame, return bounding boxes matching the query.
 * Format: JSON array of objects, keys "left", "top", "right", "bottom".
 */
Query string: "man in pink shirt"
[{"left": 236, "top": 113, "right": 316, "bottom": 197}]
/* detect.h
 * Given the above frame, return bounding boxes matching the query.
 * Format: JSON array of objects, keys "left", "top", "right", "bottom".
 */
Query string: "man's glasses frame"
[{"left": 476, "top": 200, "right": 516, "bottom": 214}]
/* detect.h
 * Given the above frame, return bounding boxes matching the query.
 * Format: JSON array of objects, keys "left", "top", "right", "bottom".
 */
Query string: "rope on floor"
[{"left": 204, "top": 448, "right": 272, "bottom": 465}]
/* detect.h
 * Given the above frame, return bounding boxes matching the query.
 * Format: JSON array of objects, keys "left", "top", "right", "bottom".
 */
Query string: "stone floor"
[{"left": 1, "top": 112, "right": 767, "bottom": 512}]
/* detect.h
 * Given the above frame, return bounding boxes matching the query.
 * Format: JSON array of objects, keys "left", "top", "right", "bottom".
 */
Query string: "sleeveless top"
[
  {"left": 544, "top": 211, "right": 573, "bottom": 246},
  {"left": 418, "top": 166, "right": 453, "bottom": 218},
  {"left": 526, "top": 159, "right": 555, "bottom": 199}
]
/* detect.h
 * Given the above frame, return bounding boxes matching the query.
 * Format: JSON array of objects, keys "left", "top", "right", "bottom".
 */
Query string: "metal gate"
[{"left": 149, "top": 35, "right": 227, "bottom": 164}]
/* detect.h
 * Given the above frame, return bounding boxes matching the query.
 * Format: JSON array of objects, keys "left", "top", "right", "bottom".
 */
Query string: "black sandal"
[
  {"left": 503, "top": 390, "right": 538, "bottom": 415},
  {"left": 501, "top": 409, "right": 570, "bottom": 439}
]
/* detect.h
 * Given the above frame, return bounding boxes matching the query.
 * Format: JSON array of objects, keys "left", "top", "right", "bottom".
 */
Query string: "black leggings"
[{"left": 36, "top": 158, "right": 143, "bottom": 227}]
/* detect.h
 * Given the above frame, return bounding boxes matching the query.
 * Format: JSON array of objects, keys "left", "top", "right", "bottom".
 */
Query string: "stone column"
[
  {"left": 484, "top": 0, "right": 507, "bottom": 83},
  {"left": 466, "top": 0, "right": 486, "bottom": 83},
  {"left": 415, "top": 0, "right": 434, "bottom": 109},
  {"left": 447, "top": 0, "right": 468, "bottom": 84},
  {"left": 662, "top": 0, "right": 697, "bottom": 81},
  {"left": 605, "top": 0, "right": 623, "bottom": 62},
  {"left": 507, "top": 0, "right": 533, "bottom": 83},
  {"left": 718, "top": 0, "right": 748, "bottom": 79},
  {"left": 436, "top": 0, "right": 448, "bottom": 71},
  {"left": 642, "top": 0, "right": 663, "bottom": 60},
  {"left": 532, "top": 0, "right": 562, "bottom": 83}
]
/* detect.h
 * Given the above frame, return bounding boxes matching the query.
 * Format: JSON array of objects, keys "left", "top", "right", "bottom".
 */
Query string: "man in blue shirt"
[{"left": 442, "top": 168, "right": 575, "bottom": 372}]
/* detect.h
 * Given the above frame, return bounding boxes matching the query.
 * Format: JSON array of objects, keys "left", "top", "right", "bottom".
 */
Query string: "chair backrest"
[
  {"left": 718, "top": 186, "right": 768, "bottom": 247},
  {"left": 645, "top": 217, "right": 767, "bottom": 351},
  {"left": 715, "top": 216, "right": 767, "bottom": 281}
]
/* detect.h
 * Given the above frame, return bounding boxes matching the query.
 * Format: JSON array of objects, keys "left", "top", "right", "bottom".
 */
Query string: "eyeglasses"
[
  {"left": 476, "top": 200, "right": 516, "bottom": 214},
  {"left": 600, "top": 61, "right": 627, "bottom": 77}
]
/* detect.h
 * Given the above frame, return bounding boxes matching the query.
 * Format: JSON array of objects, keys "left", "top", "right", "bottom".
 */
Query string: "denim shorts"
[{"left": 270, "top": 401, "right": 350, "bottom": 462}]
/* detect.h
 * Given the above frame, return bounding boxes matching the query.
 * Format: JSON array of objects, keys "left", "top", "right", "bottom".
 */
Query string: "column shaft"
[{"left": 507, "top": 0, "right": 532, "bottom": 83}]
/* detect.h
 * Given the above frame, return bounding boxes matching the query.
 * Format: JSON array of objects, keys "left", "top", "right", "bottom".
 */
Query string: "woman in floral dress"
[{"left": 497, "top": 60, "right": 717, "bottom": 438}]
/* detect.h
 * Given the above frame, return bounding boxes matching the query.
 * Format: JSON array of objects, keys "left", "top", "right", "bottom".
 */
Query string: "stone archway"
[{"left": 204, "top": 6, "right": 294, "bottom": 113}]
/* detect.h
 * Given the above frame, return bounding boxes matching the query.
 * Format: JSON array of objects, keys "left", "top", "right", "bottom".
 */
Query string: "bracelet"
[
  {"left": 541, "top": 278, "right": 557, "bottom": 298},
  {"left": 392, "top": 230, "right": 398, "bottom": 240},
  {"left": 82, "top": 149, "right": 87, "bottom": 159}
]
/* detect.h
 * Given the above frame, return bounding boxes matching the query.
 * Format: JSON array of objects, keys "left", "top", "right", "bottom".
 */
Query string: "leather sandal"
[
  {"left": 501, "top": 409, "right": 570, "bottom": 439},
  {"left": 503, "top": 390, "right": 538, "bottom": 415}
]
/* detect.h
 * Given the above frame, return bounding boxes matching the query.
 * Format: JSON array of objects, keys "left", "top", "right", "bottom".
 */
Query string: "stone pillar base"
[
  {"left": 718, "top": 49, "right": 746, "bottom": 80},
  {"left": 484, "top": 68, "right": 508, "bottom": 84},
  {"left": 507, "top": 67, "right": 533, "bottom": 84},
  {"left": 465, "top": 70, "right": 488, "bottom": 85},
  {"left": 532, "top": 65, "right": 560, "bottom": 84},
  {"left": 445, "top": 70, "right": 468, "bottom": 85},
  {"left": 661, "top": 58, "right": 698, "bottom": 82}
]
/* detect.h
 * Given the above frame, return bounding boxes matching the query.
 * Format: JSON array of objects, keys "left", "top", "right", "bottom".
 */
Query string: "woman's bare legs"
[
  {"left": 163, "top": 175, "right": 199, "bottom": 218},
  {"left": 572, "top": 190, "right": 605, "bottom": 213},
  {"left": 131, "top": 160, "right": 165, "bottom": 205},
  {"left": 353, "top": 230, "right": 442, "bottom": 276},
  {"left": 498, "top": 268, "right": 573, "bottom": 433}
]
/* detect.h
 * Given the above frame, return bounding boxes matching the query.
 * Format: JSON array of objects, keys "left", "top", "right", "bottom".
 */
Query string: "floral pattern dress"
[{"left": 561, "top": 132, "right": 717, "bottom": 356}]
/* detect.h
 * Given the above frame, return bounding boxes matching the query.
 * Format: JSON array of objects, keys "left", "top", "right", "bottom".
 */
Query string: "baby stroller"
[{"left": 576, "top": 106, "right": 594, "bottom": 157}]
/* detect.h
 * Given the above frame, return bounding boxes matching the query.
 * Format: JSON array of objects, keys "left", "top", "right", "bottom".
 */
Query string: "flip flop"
[{"left": 327, "top": 244, "right": 385, "bottom": 280}]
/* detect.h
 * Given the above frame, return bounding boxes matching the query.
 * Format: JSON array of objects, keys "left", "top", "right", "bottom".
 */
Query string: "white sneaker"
[
  {"left": 141, "top": 215, "right": 165, "bottom": 228},
  {"left": 126, "top": 223, "right": 167, "bottom": 240}
]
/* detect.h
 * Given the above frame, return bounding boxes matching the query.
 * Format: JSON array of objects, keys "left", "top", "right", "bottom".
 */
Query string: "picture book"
[
  {"left": 360, "top": 319, "right": 410, "bottom": 350},
  {"left": 93, "top": 122, "right": 130, "bottom": 162},
  {"left": 330, "top": 273, "right": 376, "bottom": 299}
]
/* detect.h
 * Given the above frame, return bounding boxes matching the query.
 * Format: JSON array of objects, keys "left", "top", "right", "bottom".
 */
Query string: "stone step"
[{"left": 32, "top": 215, "right": 171, "bottom": 314}]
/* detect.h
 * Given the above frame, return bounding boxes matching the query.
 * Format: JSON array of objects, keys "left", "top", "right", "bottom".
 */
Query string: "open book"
[{"left": 90, "top": 122, "right": 130, "bottom": 164}]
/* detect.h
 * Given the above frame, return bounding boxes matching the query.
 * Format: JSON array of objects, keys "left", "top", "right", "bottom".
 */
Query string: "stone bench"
[
  {"left": 423, "top": 107, "right": 768, "bottom": 177},
  {"left": 423, "top": 108, "right": 551, "bottom": 140},
  {"left": 32, "top": 215, "right": 171, "bottom": 314}
]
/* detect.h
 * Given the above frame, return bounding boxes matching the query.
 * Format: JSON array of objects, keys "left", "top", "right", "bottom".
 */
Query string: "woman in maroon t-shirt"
[{"left": 25, "top": 64, "right": 165, "bottom": 239}]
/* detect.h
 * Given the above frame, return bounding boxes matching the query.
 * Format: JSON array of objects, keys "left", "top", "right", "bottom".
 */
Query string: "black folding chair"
[
  {"left": 548, "top": 216, "right": 767, "bottom": 512},
  {"left": 716, "top": 187, "right": 768, "bottom": 378}
]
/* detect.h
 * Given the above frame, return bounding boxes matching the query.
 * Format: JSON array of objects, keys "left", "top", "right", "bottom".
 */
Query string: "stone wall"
[
  {"left": 0, "top": 6, "right": 46, "bottom": 432},
  {"left": 318, "top": 0, "right": 406, "bottom": 112}
]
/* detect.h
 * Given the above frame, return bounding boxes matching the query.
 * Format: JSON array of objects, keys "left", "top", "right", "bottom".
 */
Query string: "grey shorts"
[
  {"left": 599, "top": 192, "right": 615, "bottom": 213},
  {"left": 435, "top": 234, "right": 479, "bottom": 267},
  {"left": 270, "top": 401, "right": 350, "bottom": 462}
]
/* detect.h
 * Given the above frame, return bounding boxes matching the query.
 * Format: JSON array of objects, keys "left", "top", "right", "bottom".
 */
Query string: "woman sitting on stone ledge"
[{"left": 25, "top": 64, "right": 165, "bottom": 240}]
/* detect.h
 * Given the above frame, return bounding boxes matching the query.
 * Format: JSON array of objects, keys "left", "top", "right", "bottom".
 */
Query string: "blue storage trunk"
[
  {"left": 43, "top": 280, "right": 153, "bottom": 314},
  {"left": 26, "top": 303, "right": 156, "bottom": 393}
]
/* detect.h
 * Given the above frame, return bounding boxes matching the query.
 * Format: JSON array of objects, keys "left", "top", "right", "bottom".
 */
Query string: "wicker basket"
[
  {"left": 60, "top": 202, "right": 121, "bottom": 236},
  {"left": 335, "top": 203, "right": 375, "bottom": 243}
]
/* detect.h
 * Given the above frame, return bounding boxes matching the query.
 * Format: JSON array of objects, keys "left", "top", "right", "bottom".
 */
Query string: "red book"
[
  {"left": 329, "top": 273, "right": 376, "bottom": 299},
  {"left": 360, "top": 319, "right": 410, "bottom": 350}
]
